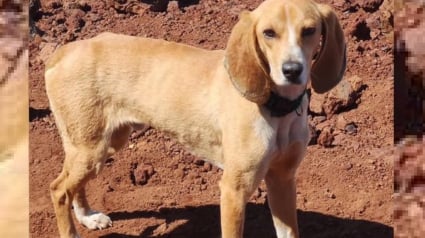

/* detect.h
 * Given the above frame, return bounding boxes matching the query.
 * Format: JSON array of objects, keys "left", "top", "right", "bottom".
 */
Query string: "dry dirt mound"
[{"left": 30, "top": 0, "right": 393, "bottom": 237}]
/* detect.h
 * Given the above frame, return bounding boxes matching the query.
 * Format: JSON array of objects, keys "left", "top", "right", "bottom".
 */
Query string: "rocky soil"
[
  {"left": 394, "top": 1, "right": 425, "bottom": 237},
  {"left": 394, "top": 138, "right": 425, "bottom": 238},
  {"left": 29, "top": 0, "right": 394, "bottom": 237}
]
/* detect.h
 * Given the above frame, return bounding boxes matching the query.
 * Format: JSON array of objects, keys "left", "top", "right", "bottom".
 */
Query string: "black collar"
[{"left": 264, "top": 90, "right": 306, "bottom": 117}]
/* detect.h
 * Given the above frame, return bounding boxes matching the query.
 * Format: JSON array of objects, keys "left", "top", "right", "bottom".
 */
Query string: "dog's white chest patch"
[{"left": 253, "top": 117, "right": 276, "bottom": 152}]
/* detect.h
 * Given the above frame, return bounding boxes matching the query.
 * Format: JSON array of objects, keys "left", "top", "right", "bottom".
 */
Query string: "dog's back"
[{"left": 45, "top": 32, "right": 228, "bottom": 163}]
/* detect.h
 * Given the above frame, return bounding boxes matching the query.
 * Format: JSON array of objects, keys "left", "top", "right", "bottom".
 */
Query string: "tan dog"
[
  {"left": 0, "top": 49, "right": 29, "bottom": 237},
  {"left": 45, "top": 0, "right": 345, "bottom": 237}
]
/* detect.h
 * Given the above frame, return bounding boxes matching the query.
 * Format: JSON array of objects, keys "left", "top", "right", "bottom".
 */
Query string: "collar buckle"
[{"left": 264, "top": 90, "right": 306, "bottom": 117}]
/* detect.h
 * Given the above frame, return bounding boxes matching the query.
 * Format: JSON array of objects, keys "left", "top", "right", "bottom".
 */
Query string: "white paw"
[{"left": 78, "top": 211, "right": 112, "bottom": 230}]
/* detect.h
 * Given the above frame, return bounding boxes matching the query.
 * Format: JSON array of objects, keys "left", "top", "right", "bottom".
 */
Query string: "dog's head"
[{"left": 225, "top": 0, "right": 346, "bottom": 104}]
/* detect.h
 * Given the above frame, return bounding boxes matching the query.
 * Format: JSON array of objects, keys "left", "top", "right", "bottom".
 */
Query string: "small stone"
[
  {"left": 332, "top": 133, "right": 344, "bottom": 145},
  {"left": 336, "top": 115, "right": 348, "bottom": 130},
  {"left": 323, "top": 79, "right": 355, "bottom": 116},
  {"left": 324, "top": 189, "right": 336, "bottom": 199},
  {"left": 133, "top": 163, "right": 155, "bottom": 185},
  {"left": 309, "top": 92, "right": 326, "bottom": 115},
  {"left": 317, "top": 127, "right": 334, "bottom": 147},
  {"left": 345, "top": 122, "right": 358, "bottom": 135},
  {"left": 175, "top": 167, "right": 184, "bottom": 179},
  {"left": 367, "top": 159, "right": 376, "bottom": 164},
  {"left": 344, "top": 163, "right": 353, "bottom": 170},
  {"left": 194, "top": 178, "right": 202, "bottom": 185},
  {"left": 202, "top": 162, "right": 212, "bottom": 172}
]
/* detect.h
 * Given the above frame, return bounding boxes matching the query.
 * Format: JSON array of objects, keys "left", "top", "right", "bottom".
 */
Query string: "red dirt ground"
[{"left": 29, "top": 0, "right": 394, "bottom": 237}]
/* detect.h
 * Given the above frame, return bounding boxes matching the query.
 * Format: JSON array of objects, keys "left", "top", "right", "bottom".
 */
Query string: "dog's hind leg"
[
  {"left": 106, "top": 124, "right": 132, "bottom": 156},
  {"left": 71, "top": 125, "right": 131, "bottom": 230},
  {"left": 72, "top": 186, "right": 112, "bottom": 230},
  {"left": 50, "top": 142, "right": 110, "bottom": 238}
]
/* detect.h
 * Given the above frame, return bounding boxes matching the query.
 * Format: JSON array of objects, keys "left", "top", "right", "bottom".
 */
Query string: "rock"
[
  {"left": 315, "top": 120, "right": 333, "bottom": 132},
  {"left": 324, "top": 189, "right": 336, "bottom": 199},
  {"left": 312, "top": 116, "right": 327, "bottom": 126},
  {"left": 187, "top": 171, "right": 200, "bottom": 180},
  {"left": 336, "top": 115, "right": 348, "bottom": 131},
  {"left": 317, "top": 127, "right": 334, "bottom": 147},
  {"left": 344, "top": 163, "right": 353, "bottom": 170},
  {"left": 356, "top": 0, "right": 384, "bottom": 12},
  {"left": 45, "top": 0, "right": 62, "bottom": 9},
  {"left": 345, "top": 122, "right": 358, "bottom": 135},
  {"left": 309, "top": 91, "right": 326, "bottom": 115},
  {"left": 66, "top": 9, "right": 86, "bottom": 33},
  {"left": 332, "top": 133, "right": 344, "bottom": 145},
  {"left": 346, "top": 75, "right": 365, "bottom": 92},
  {"left": 323, "top": 79, "right": 357, "bottom": 116},
  {"left": 166, "top": 0, "right": 179, "bottom": 12},
  {"left": 202, "top": 162, "right": 212, "bottom": 172},
  {"left": 133, "top": 163, "right": 155, "bottom": 185},
  {"left": 310, "top": 76, "right": 364, "bottom": 117},
  {"left": 200, "top": 184, "right": 207, "bottom": 190}
]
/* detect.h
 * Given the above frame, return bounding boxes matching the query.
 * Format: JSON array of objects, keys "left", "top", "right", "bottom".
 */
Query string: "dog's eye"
[
  {"left": 302, "top": 27, "right": 316, "bottom": 37},
  {"left": 263, "top": 29, "right": 276, "bottom": 39}
]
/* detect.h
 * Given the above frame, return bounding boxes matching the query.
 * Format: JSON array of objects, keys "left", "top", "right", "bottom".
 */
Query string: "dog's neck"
[{"left": 264, "top": 89, "right": 306, "bottom": 117}]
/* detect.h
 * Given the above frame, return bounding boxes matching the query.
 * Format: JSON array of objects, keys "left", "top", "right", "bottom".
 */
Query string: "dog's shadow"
[
  {"left": 100, "top": 203, "right": 393, "bottom": 238},
  {"left": 140, "top": 0, "right": 200, "bottom": 12}
]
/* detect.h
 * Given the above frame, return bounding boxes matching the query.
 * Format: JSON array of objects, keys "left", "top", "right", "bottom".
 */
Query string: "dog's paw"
[{"left": 78, "top": 211, "right": 112, "bottom": 230}]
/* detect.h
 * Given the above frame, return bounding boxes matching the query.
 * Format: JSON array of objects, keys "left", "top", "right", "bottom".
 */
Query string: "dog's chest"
[{"left": 254, "top": 109, "right": 309, "bottom": 159}]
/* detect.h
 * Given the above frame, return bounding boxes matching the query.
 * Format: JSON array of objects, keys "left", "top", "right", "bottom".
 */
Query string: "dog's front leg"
[
  {"left": 264, "top": 142, "right": 305, "bottom": 238},
  {"left": 265, "top": 169, "right": 298, "bottom": 238},
  {"left": 219, "top": 168, "right": 262, "bottom": 238}
]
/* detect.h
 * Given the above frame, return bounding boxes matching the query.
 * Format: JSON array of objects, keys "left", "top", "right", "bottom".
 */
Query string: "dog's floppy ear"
[
  {"left": 225, "top": 11, "right": 271, "bottom": 104},
  {"left": 311, "top": 4, "right": 346, "bottom": 94}
]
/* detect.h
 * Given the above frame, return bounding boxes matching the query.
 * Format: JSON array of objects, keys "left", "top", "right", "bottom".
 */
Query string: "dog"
[
  {"left": 0, "top": 49, "right": 29, "bottom": 237},
  {"left": 45, "top": 0, "right": 346, "bottom": 237}
]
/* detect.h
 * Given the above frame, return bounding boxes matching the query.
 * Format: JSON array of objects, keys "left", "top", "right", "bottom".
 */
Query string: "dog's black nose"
[{"left": 282, "top": 62, "right": 303, "bottom": 83}]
